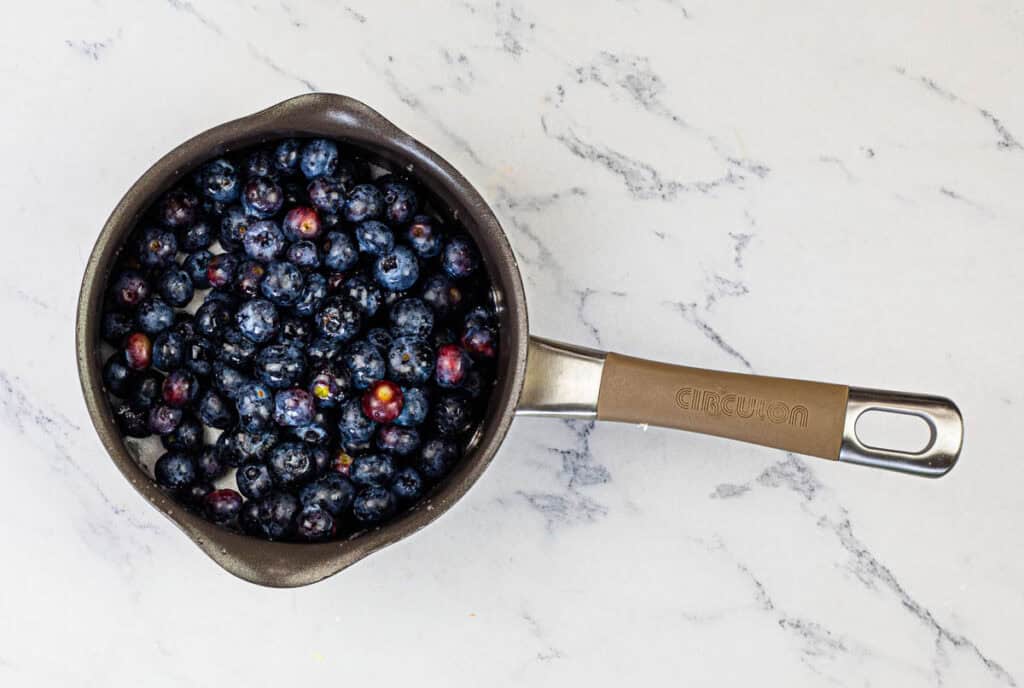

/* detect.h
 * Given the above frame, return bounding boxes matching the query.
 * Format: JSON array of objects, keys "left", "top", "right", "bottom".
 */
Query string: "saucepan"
[{"left": 75, "top": 93, "right": 963, "bottom": 586}]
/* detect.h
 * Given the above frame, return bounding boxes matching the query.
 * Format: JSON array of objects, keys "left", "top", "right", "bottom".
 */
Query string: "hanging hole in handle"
[{"left": 854, "top": 409, "right": 935, "bottom": 455}]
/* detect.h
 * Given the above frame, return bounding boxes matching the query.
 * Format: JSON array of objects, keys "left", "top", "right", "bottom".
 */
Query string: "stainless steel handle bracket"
[
  {"left": 517, "top": 336, "right": 606, "bottom": 418},
  {"left": 839, "top": 387, "right": 963, "bottom": 477}
]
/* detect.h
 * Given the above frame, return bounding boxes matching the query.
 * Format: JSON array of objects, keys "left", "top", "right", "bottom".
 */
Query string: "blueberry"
[
  {"left": 387, "top": 336, "right": 434, "bottom": 385},
  {"left": 206, "top": 253, "right": 238, "bottom": 289},
  {"left": 254, "top": 342, "right": 305, "bottom": 389},
  {"left": 198, "top": 159, "right": 240, "bottom": 202},
  {"left": 234, "top": 260, "right": 266, "bottom": 299},
  {"left": 256, "top": 491, "right": 300, "bottom": 540},
  {"left": 195, "top": 445, "right": 226, "bottom": 481},
  {"left": 268, "top": 441, "right": 316, "bottom": 487},
  {"left": 417, "top": 437, "right": 459, "bottom": 480},
  {"left": 240, "top": 498, "right": 262, "bottom": 535},
  {"left": 235, "top": 298, "right": 280, "bottom": 344},
  {"left": 101, "top": 311, "right": 133, "bottom": 345},
  {"left": 381, "top": 180, "right": 419, "bottom": 225},
  {"left": 462, "top": 326, "right": 497, "bottom": 360},
  {"left": 114, "top": 402, "right": 149, "bottom": 437},
  {"left": 211, "top": 361, "right": 249, "bottom": 400},
  {"left": 127, "top": 371, "right": 163, "bottom": 411},
  {"left": 337, "top": 398, "right": 377, "bottom": 443},
  {"left": 273, "top": 139, "right": 301, "bottom": 174},
  {"left": 308, "top": 176, "right": 346, "bottom": 213},
  {"left": 352, "top": 486, "right": 396, "bottom": 524},
  {"left": 292, "top": 272, "right": 327, "bottom": 318},
  {"left": 343, "top": 184, "right": 383, "bottom": 222},
  {"left": 331, "top": 449, "right": 356, "bottom": 476},
  {"left": 135, "top": 297, "right": 175, "bottom": 335},
  {"left": 103, "top": 354, "right": 134, "bottom": 396},
  {"left": 217, "top": 427, "right": 278, "bottom": 467},
  {"left": 433, "top": 393, "right": 473, "bottom": 436},
  {"left": 442, "top": 236, "right": 480, "bottom": 280},
  {"left": 391, "top": 466, "right": 424, "bottom": 503},
  {"left": 148, "top": 404, "right": 183, "bottom": 435},
  {"left": 236, "top": 462, "right": 274, "bottom": 500},
  {"left": 377, "top": 425, "right": 421, "bottom": 457},
  {"left": 300, "top": 139, "right": 339, "bottom": 179},
  {"left": 394, "top": 386, "right": 429, "bottom": 427},
  {"left": 461, "top": 369, "right": 487, "bottom": 399},
  {"left": 236, "top": 381, "right": 274, "bottom": 431},
  {"left": 203, "top": 288, "right": 239, "bottom": 310},
  {"left": 464, "top": 305, "right": 494, "bottom": 330},
  {"left": 158, "top": 189, "right": 198, "bottom": 229},
  {"left": 362, "top": 380, "right": 403, "bottom": 423},
  {"left": 260, "top": 260, "right": 304, "bottom": 306},
  {"left": 306, "top": 337, "right": 342, "bottom": 368},
  {"left": 111, "top": 270, "right": 150, "bottom": 309},
  {"left": 154, "top": 452, "right": 196, "bottom": 491},
  {"left": 136, "top": 226, "right": 178, "bottom": 269},
  {"left": 157, "top": 268, "right": 194, "bottom": 308},
  {"left": 365, "top": 327, "right": 393, "bottom": 353},
  {"left": 405, "top": 215, "right": 443, "bottom": 258},
  {"left": 197, "top": 389, "right": 234, "bottom": 428},
  {"left": 291, "top": 416, "right": 332, "bottom": 445},
  {"left": 241, "top": 176, "right": 283, "bottom": 218},
  {"left": 286, "top": 240, "right": 320, "bottom": 269},
  {"left": 282, "top": 206, "right": 322, "bottom": 242},
  {"left": 390, "top": 297, "right": 434, "bottom": 338},
  {"left": 435, "top": 344, "right": 471, "bottom": 388},
  {"left": 296, "top": 506, "right": 336, "bottom": 541},
  {"left": 350, "top": 453, "right": 397, "bottom": 488},
  {"left": 220, "top": 205, "right": 252, "bottom": 250},
  {"left": 123, "top": 332, "right": 153, "bottom": 370},
  {"left": 240, "top": 146, "right": 274, "bottom": 176},
  {"left": 374, "top": 246, "right": 420, "bottom": 291},
  {"left": 314, "top": 296, "right": 362, "bottom": 342},
  {"left": 161, "top": 414, "right": 203, "bottom": 451},
  {"left": 308, "top": 366, "right": 351, "bottom": 408},
  {"left": 184, "top": 336, "right": 216, "bottom": 377},
  {"left": 183, "top": 250, "right": 213, "bottom": 288},
  {"left": 277, "top": 316, "right": 313, "bottom": 348},
  {"left": 299, "top": 473, "right": 355, "bottom": 517},
  {"left": 334, "top": 279, "right": 379, "bottom": 321},
  {"left": 421, "top": 274, "right": 464, "bottom": 318},
  {"left": 274, "top": 388, "right": 315, "bottom": 427},
  {"left": 343, "top": 340, "right": 386, "bottom": 390},
  {"left": 204, "top": 489, "right": 243, "bottom": 525},
  {"left": 181, "top": 218, "right": 215, "bottom": 252},
  {"left": 171, "top": 314, "right": 199, "bottom": 341},
  {"left": 355, "top": 220, "right": 394, "bottom": 255},
  {"left": 321, "top": 231, "right": 358, "bottom": 271},
  {"left": 243, "top": 219, "right": 285, "bottom": 262},
  {"left": 162, "top": 369, "right": 199, "bottom": 408}
]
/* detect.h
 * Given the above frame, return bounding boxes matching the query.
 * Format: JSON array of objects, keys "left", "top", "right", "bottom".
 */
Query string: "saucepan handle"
[{"left": 517, "top": 337, "right": 963, "bottom": 477}]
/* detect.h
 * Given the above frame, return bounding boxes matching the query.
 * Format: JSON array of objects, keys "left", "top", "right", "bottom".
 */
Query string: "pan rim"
[{"left": 75, "top": 93, "right": 529, "bottom": 586}]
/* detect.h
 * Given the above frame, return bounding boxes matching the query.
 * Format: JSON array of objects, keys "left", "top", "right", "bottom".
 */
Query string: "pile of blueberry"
[{"left": 100, "top": 138, "right": 499, "bottom": 541}]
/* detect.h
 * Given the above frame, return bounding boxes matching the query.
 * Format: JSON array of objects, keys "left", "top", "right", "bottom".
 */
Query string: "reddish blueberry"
[
  {"left": 361, "top": 380, "right": 404, "bottom": 423},
  {"left": 162, "top": 369, "right": 199, "bottom": 408},
  {"left": 461, "top": 326, "right": 497, "bottom": 359},
  {"left": 124, "top": 332, "right": 152, "bottom": 370},
  {"left": 282, "top": 206, "right": 322, "bottom": 241},
  {"left": 435, "top": 344, "right": 471, "bottom": 388},
  {"left": 204, "top": 489, "right": 243, "bottom": 525}
]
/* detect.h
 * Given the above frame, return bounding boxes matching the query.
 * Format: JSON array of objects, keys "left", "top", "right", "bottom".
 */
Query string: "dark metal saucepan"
[{"left": 75, "top": 94, "right": 963, "bottom": 587}]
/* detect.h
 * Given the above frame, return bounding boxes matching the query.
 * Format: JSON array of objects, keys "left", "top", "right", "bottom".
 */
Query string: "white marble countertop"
[{"left": 2, "top": 1, "right": 1022, "bottom": 685}]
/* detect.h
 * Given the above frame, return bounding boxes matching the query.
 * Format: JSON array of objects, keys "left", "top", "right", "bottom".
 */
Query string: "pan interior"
[{"left": 75, "top": 94, "right": 529, "bottom": 586}]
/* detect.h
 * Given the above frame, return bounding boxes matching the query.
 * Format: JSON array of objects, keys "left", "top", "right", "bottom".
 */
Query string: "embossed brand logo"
[{"left": 675, "top": 387, "right": 808, "bottom": 428}]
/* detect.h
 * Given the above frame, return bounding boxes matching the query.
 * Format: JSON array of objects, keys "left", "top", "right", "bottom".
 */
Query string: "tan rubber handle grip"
[{"left": 597, "top": 353, "right": 850, "bottom": 459}]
